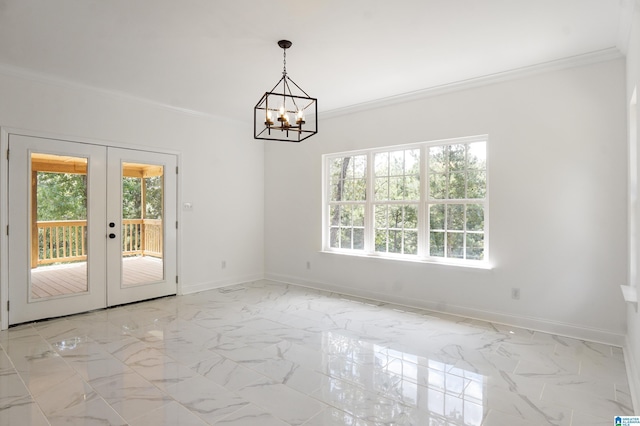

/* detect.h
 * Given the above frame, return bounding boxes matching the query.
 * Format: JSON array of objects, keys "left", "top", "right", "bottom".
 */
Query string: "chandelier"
[{"left": 254, "top": 40, "right": 317, "bottom": 143}]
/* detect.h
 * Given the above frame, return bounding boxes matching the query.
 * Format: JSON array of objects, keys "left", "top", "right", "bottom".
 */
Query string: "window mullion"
[
  {"left": 323, "top": 159, "right": 330, "bottom": 251},
  {"left": 419, "top": 145, "right": 427, "bottom": 258},
  {"left": 443, "top": 146, "right": 449, "bottom": 258},
  {"left": 364, "top": 151, "right": 375, "bottom": 254},
  {"left": 463, "top": 144, "right": 468, "bottom": 260}
]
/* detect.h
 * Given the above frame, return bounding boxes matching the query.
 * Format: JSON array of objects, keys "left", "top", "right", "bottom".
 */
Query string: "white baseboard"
[
  {"left": 180, "top": 273, "right": 264, "bottom": 295},
  {"left": 265, "top": 272, "right": 626, "bottom": 347}
]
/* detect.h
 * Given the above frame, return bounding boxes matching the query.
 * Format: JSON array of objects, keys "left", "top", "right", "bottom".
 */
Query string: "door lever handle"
[{"left": 109, "top": 233, "right": 116, "bottom": 239}]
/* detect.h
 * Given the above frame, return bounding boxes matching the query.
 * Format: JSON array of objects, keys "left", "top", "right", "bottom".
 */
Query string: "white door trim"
[{"left": 0, "top": 127, "right": 182, "bottom": 330}]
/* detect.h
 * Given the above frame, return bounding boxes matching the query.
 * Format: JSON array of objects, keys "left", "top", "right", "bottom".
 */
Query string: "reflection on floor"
[
  {"left": 0, "top": 280, "right": 633, "bottom": 425},
  {"left": 31, "top": 256, "right": 164, "bottom": 298}
]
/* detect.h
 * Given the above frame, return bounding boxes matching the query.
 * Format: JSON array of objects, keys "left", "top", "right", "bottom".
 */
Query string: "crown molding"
[
  {"left": 617, "top": 0, "right": 637, "bottom": 54},
  {"left": 320, "top": 47, "right": 624, "bottom": 120},
  {"left": 0, "top": 63, "right": 246, "bottom": 124},
  {"left": 0, "top": 46, "right": 625, "bottom": 125}
]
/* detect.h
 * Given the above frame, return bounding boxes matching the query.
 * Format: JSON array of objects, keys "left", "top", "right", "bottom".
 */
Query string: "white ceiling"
[{"left": 0, "top": 0, "right": 630, "bottom": 123}]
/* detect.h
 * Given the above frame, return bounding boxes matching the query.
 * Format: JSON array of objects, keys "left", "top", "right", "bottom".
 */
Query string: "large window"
[{"left": 323, "top": 136, "right": 488, "bottom": 265}]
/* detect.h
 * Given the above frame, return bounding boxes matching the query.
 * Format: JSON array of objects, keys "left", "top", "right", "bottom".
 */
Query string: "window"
[
  {"left": 427, "top": 142, "right": 486, "bottom": 260},
  {"left": 328, "top": 154, "right": 367, "bottom": 250},
  {"left": 323, "top": 136, "right": 488, "bottom": 265},
  {"left": 374, "top": 148, "right": 420, "bottom": 255}
]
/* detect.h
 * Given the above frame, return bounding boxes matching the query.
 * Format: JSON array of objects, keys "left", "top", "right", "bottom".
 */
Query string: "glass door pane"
[
  {"left": 121, "top": 162, "right": 164, "bottom": 287},
  {"left": 8, "top": 134, "right": 107, "bottom": 325},
  {"left": 30, "top": 153, "right": 89, "bottom": 299}
]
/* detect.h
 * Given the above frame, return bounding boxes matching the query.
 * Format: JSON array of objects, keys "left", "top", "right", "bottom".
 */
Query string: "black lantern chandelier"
[{"left": 254, "top": 40, "right": 317, "bottom": 143}]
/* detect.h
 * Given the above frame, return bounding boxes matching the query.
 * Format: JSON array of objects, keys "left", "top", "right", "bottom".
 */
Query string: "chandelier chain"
[{"left": 282, "top": 49, "right": 287, "bottom": 76}]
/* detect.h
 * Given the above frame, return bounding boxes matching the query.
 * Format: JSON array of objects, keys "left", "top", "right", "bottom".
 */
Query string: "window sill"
[
  {"left": 621, "top": 285, "right": 638, "bottom": 312},
  {"left": 319, "top": 250, "right": 493, "bottom": 270}
]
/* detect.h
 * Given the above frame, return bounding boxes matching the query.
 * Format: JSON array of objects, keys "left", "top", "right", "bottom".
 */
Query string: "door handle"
[{"left": 109, "top": 233, "right": 116, "bottom": 239}]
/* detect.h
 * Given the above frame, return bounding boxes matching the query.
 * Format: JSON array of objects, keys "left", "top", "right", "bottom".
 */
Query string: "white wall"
[
  {"left": 626, "top": 0, "right": 640, "bottom": 413},
  {"left": 0, "top": 71, "right": 264, "bottom": 303},
  {"left": 265, "top": 58, "right": 627, "bottom": 345}
]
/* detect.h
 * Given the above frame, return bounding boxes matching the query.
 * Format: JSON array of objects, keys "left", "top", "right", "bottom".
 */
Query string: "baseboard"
[
  {"left": 180, "top": 273, "right": 264, "bottom": 295},
  {"left": 264, "top": 272, "right": 626, "bottom": 347},
  {"left": 625, "top": 337, "right": 640, "bottom": 414}
]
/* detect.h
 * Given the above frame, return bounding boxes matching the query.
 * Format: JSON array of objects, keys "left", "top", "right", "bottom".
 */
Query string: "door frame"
[{"left": 0, "top": 127, "right": 183, "bottom": 330}]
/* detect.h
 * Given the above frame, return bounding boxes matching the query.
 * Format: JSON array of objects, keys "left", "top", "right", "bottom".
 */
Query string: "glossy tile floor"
[{"left": 0, "top": 280, "right": 633, "bottom": 425}]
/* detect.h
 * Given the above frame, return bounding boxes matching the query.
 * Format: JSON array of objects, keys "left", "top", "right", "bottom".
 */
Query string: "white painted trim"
[
  {"left": 265, "top": 272, "right": 626, "bottom": 347},
  {"left": 1, "top": 126, "right": 181, "bottom": 156},
  {"left": 318, "top": 250, "right": 493, "bottom": 270},
  {"left": 624, "top": 336, "right": 640, "bottom": 414},
  {"left": 622, "top": 285, "right": 639, "bottom": 312},
  {"left": 320, "top": 48, "right": 624, "bottom": 120},
  {"left": 617, "top": 0, "right": 637, "bottom": 54},
  {"left": 180, "top": 273, "right": 264, "bottom": 295},
  {"left": 0, "top": 64, "right": 244, "bottom": 125},
  {"left": 0, "top": 128, "right": 9, "bottom": 330}
]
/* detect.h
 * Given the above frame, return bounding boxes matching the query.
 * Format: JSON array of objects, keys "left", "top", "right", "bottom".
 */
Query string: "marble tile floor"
[{"left": 0, "top": 280, "right": 633, "bottom": 425}]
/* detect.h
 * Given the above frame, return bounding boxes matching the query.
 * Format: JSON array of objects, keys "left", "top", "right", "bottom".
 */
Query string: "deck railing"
[
  {"left": 122, "top": 219, "right": 163, "bottom": 257},
  {"left": 37, "top": 220, "right": 87, "bottom": 265},
  {"left": 36, "top": 219, "right": 163, "bottom": 265}
]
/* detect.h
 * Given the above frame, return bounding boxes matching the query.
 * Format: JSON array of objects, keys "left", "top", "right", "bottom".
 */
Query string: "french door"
[{"left": 7, "top": 134, "right": 177, "bottom": 325}]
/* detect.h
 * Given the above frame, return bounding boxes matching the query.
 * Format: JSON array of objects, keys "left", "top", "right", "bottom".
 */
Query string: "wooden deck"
[{"left": 31, "top": 256, "right": 164, "bottom": 299}]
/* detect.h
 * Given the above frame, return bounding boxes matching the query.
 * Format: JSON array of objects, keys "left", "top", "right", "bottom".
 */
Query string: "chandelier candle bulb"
[{"left": 278, "top": 106, "right": 287, "bottom": 124}]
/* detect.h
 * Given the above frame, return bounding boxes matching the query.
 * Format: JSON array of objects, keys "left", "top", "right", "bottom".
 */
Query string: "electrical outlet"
[
  {"left": 511, "top": 288, "right": 520, "bottom": 300},
  {"left": 221, "top": 260, "right": 226, "bottom": 269},
  {"left": 306, "top": 261, "right": 311, "bottom": 270}
]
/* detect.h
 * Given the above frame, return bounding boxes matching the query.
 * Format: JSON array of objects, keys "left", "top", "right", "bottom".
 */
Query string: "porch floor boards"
[{"left": 31, "top": 256, "right": 164, "bottom": 299}]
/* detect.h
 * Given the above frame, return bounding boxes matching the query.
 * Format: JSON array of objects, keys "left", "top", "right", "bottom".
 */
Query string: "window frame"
[{"left": 322, "top": 135, "right": 489, "bottom": 267}]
